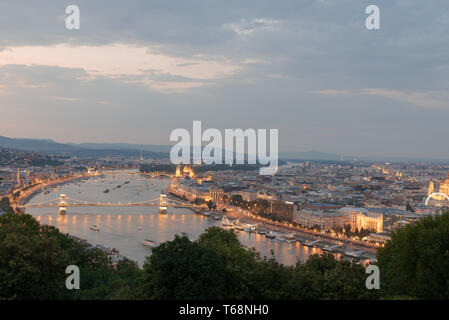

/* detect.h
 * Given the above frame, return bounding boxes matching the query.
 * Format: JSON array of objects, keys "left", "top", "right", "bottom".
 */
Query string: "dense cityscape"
[
  {"left": 1, "top": 144, "right": 449, "bottom": 280},
  {"left": 1, "top": 1, "right": 449, "bottom": 313}
]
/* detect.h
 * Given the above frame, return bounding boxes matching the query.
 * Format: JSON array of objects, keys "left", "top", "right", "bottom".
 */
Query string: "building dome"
[
  {"left": 439, "top": 172, "right": 449, "bottom": 197},
  {"left": 175, "top": 165, "right": 182, "bottom": 177},
  {"left": 428, "top": 178, "right": 434, "bottom": 196},
  {"left": 183, "top": 165, "right": 191, "bottom": 175}
]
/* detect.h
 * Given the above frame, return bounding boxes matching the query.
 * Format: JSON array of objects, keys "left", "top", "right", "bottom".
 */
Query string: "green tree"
[
  {"left": 197, "top": 227, "right": 261, "bottom": 299},
  {"left": 141, "top": 234, "right": 227, "bottom": 299},
  {"left": 0, "top": 213, "right": 72, "bottom": 299},
  {"left": 0, "top": 212, "right": 143, "bottom": 300},
  {"left": 207, "top": 200, "right": 216, "bottom": 210},
  {"left": 377, "top": 212, "right": 449, "bottom": 299},
  {"left": 284, "top": 254, "right": 378, "bottom": 300},
  {"left": 230, "top": 194, "right": 244, "bottom": 206}
]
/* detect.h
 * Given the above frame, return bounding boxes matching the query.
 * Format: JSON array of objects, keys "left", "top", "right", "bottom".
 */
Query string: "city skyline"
[
  {"left": 1, "top": 1, "right": 449, "bottom": 158},
  {"left": 2, "top": 1, "right": 449, "bottom": 305}
]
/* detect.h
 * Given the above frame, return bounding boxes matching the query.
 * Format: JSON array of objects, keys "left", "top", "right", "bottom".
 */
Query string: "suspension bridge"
[
  {"left": 18, "top": 193, "right": 197, "bottom": 215},
  {"left": 97, "top": 170, "right": 173, "bottom": 178}
]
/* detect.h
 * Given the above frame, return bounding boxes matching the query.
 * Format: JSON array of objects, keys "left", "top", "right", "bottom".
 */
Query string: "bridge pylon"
[
  {"left": 159, "top": 193, "right": 168, "bottom": 214},
  {"left": 59, "top": 194, "right": 67, "bottom": 215}
]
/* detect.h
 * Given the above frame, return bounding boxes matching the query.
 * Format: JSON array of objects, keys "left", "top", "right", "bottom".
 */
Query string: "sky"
[{"left": 0, "top": 0, "right": 448, "bottom": 158}]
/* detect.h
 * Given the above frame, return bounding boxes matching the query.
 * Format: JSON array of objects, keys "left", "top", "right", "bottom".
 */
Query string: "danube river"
[{"left": 25, "top": 172, "right": 328, "bottom": 267}]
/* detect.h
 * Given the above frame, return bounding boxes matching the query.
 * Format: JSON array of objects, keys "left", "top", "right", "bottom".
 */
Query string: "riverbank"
[
  {"left": 166, "top": 189, "right": 377, "bottom": 260},
  {"left": 25, "top": 173, "right": 375, "bottom": 266},
  {"left": 225, "top": 208, "right": 377, "bottom": 254},
  {"left": 12, "top": 173, "right": 97, "bottom": 209}
]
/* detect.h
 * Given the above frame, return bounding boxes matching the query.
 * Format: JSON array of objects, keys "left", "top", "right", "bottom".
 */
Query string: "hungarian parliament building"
[{"left": 427, "top": 172, "right": 449, "bottom": 204}]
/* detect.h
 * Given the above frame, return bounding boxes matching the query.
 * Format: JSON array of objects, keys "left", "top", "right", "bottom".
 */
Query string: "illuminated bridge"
[
  {"left": 97, "top": 170, "right": 173, "bottom": 178},
  {"left": 19, "top": 193, "right": 197, "bottom": 214}
]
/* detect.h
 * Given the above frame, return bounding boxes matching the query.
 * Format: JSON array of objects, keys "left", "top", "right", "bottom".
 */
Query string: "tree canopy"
[
  {"left": 2, "top": 207, "right": 448, "bottom": 300},
  {"left": 377, "top": 212, "right": 449, "bottom": 299}
]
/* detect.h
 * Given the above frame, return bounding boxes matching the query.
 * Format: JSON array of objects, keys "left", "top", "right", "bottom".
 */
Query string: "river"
[{"left": 25, "top": 172, "right": 330, "bottom": 268}]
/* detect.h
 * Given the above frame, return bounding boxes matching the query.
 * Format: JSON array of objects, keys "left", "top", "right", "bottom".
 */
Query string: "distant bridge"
[
  {"left": 97, "top": 170, "right": 173, "bottom": 178},
  {"left": 19, "top": 193, "right": 196, "bottom": 214},
  {"left": 425, "top": 192, "right": 449, "bottom": 206}
]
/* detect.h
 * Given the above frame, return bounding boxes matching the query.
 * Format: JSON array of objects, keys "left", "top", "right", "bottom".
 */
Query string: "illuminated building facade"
[
  {"left": 294, "top": 209, "right": 346, "bottom": 231},
  {"left": 294, "top": 207, "right": 383, "bottom": 233},
  {"left": 339, "top": 207, "right": 383, "bottom": 233},
  {"left": 427, "top": 172, "right": 449, "bottom": 201},
  {"left": 175, "top": 165, "right": 195, "bottom": 179}
]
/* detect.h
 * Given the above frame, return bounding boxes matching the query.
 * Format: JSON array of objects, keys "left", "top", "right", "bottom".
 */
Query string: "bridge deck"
[{"left": 21, "top": 203, "right": 196, "bottom": 208}]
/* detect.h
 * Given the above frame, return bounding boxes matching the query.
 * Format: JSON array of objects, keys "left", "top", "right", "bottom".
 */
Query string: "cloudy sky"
[{"left": 0, "top": 0, "right": 448, "bottom": 158}]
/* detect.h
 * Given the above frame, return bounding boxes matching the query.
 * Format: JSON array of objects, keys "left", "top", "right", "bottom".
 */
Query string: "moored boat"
[
  {"left": 284, "top": 233, "right": 296, "bottom": 240},
  {"left": 265, "top": 232, "right": 276, "bottom": 239},
  {"left": 142, "top": 239, "right": 158, "bottom": 248},
  {"left": 221, "top": 216, "right": 234, "bottom": 227},
  {"left": 90, "top": 225, "right": 100, "bottom": 232}
]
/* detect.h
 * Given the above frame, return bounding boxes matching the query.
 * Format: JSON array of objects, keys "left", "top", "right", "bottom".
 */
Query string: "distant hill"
[
  {"left": 0, "top": 136, "right": 80, "bottom": 153},
  {"left": 279, "top": 151, "right": 341, "bottom": 161},
  {"left": 0, "top": 136, "right": 165, "bottom": 158},
  {"left": 70, "top": 144, "right": 342, "bottom": 161},
  {"left": 0, "top": 136, "right": 340, "bottom": 161},
  {"left": 68, "top": 142, "right": 171, "bottom": 153},
  {"left": 3, "top": 136, "right": 444, "bottom": 163}
]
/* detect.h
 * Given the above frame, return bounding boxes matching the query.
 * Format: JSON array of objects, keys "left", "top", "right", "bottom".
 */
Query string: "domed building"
[
  {"left": 428, "top": 172, "right": 449, "bottom": 202},
  {"left": 174, "top": 165, "right": 195, "bottom": 179},
  {"left": 439, "top": 173, "right": 449, "bottom": 197},
  {"left": 428, "top": 178, "right": 434, "bottom": 196},
  {"left": 175, "top": 165, "right": 182, "bottom": 178}
]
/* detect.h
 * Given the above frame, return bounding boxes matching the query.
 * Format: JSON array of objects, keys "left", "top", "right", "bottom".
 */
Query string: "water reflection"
[{"left": 27, "top": 174, "right": 329, "bottom": 268}]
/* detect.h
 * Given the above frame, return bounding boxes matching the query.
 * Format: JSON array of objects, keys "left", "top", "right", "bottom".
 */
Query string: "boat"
[
  {"left": 345, "top": 250, "right": 363, "bottom": 258},
  {"left": 265, "top": 232, "right": 276, "bottom": 239},
  {"left": 257, "top": 230, "right": 266, "bottom": 235},
  {"left": 90, "top": 225, "right": 100, "bottom": 232},
  {"left": 284, "top": 233, "right": 296, "bottom": 240},
  {"left": 304, "top": 240, "right": 320, "bottom": 247},
  {"left": 142, "top": 239, "right": 158, "bottom": 248},
  {"left": 159, "top": 193, "right": 168, "bottom": 214},
  {"left": 213, "top": 215, "right": 221, "bottom": 220},
  {"left": 221, "top": 216, "right": 234, "bottom": 227}
]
